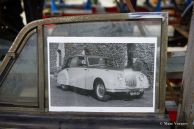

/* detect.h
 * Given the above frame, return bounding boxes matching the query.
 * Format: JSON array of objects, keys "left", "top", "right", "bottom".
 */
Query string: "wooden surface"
[{"left": 177, "top": 4, "right": 194, "bottom": 128}]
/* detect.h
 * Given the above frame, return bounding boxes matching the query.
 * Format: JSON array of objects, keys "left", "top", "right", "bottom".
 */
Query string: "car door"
[{"left": 67, "top": 56, "right": 87, "bottom": 89}]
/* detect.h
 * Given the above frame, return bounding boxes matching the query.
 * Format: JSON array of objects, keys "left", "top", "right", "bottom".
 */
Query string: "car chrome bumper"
[{"left": 106, "top": 88, "right": 144, "bottom": 93}]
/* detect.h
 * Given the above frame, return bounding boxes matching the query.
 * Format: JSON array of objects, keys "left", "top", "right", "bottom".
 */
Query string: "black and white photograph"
[{"left": 47, "top": 37, "right": 157, "bottom": 112}]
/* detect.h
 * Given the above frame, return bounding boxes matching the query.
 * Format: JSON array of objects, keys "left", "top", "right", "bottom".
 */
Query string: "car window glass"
[
  {"left": 70, "top": 57, "right": 78, "bottom": 67},
  {"left": 43, "top": 15, "right": 164, "bottom": 111},
  {"left": 88, "top": 57, "right": 111, "bottom": 67},
  {"left": 0, "top": 32, "right": 38, "bottom": 106},
  {"left": 64, "top": 58, "right": 71, "bottom": 68},
  {"left": 67, "top": 58, "right": 72, "bottom": 67},
  {"left": 0, "top": 38, "right": 12, "bottom": 62},
  {"left": 77, "top": 56, "right": 85, "bottom": 67},
  {"left": 88, "top": 58, "right": 99, "bottom": 65}
]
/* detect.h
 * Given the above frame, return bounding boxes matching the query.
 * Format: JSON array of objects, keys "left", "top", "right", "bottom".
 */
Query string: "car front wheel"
[{"left": 94, "top": 81, "right": 110, "bottom": 101}]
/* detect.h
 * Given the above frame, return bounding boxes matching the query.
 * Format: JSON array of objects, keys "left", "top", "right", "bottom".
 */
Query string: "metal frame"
[
  {"left": 37, "top": 25, "right": 45, "bottom": 112},
  {"left": 0, "top": 13, "right": 168, "bottom": 115},
  {"left": 159, "top": 13, "right": 168, "bottom": 113}
]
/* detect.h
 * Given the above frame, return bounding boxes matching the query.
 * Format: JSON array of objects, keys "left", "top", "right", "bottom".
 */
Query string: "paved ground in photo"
[{"left": 50, "top": 77, "right": 153, "bottom": 107}]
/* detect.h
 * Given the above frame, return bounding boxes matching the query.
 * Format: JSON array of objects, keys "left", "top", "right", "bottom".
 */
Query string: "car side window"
[
  {"left": 88, "top": 58, "right": 99, "bottom": 66},
  {"left": 69, "top": 57, "right": 78, "bottom": 67},
  {"left": 0, "top": 32, "right": 38, "bottom": 106},
  {"left": 63, "top": 58, "right": 71, "bottom": 68},
  {"left": 69, "top": 56, "right": 86, "bottom": 67},
  {"left": 77, "top": 56, "right": 86, "bottom": 67}
]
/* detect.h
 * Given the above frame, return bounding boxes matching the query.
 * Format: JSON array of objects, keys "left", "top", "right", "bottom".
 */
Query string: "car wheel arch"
[
  {"left": 93, "top": 78, "right": 105, "bottom": 89},
  {"left": 93, "top": 78, "right": 110, "bottom": 101}
]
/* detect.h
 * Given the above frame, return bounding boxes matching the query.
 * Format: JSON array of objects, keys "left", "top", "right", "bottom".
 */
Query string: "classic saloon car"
[{"left": 57, "top": 55, "right": 149, "bottom": 101}]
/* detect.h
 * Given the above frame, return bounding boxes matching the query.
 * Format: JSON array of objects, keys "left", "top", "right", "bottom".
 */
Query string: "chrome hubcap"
[{"left": 96, "top": 84, "right": 105, "bottom": 98}]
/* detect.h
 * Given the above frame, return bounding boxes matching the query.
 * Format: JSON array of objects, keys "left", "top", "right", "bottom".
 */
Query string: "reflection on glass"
[
  {"left": 0, "top": 33, "right": 38, "bottom": 105},
  {"left": 44, "top": 19, "right": 162, "bottom": 110},
  {"left": 45, "top": 21, "right": 161, "bottom": 37}
]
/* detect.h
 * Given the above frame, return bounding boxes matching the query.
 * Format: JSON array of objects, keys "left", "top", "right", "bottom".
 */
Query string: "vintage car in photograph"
[{"left": 57, "top": 55, "right": 149, "bottom": 101}]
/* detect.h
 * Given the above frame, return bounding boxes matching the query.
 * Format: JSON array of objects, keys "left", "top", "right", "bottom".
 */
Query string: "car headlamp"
[{"left": 139, "top": 73, "right": 144, "bottom": 81}]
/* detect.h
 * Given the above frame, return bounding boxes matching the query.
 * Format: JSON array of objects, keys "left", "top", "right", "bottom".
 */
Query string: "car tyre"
[
  {"left": 135, "top": 91, "right": 144, "bottom": 98},
  {"left": 94, "top": 81, "right": 110, "bottom": 101}
]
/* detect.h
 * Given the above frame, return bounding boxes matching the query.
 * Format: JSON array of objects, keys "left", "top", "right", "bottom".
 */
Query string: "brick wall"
[{"left": 49, "top": 44, "right": 58, "bottom": 74}]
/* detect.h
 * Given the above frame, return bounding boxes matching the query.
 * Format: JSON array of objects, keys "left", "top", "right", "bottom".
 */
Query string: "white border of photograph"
[{"left": 47, "top": 37, "right": 157, "bottom": 113}]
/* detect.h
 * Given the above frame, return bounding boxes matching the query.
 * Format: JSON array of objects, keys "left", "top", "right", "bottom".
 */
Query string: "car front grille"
[{"left": 125, "top": 78, "right": 137, "bottom": 87}]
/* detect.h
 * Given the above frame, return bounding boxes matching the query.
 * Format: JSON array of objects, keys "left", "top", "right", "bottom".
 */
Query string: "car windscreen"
[{"left": 88, "top": 57, "right": 115, "bottom": 68}]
